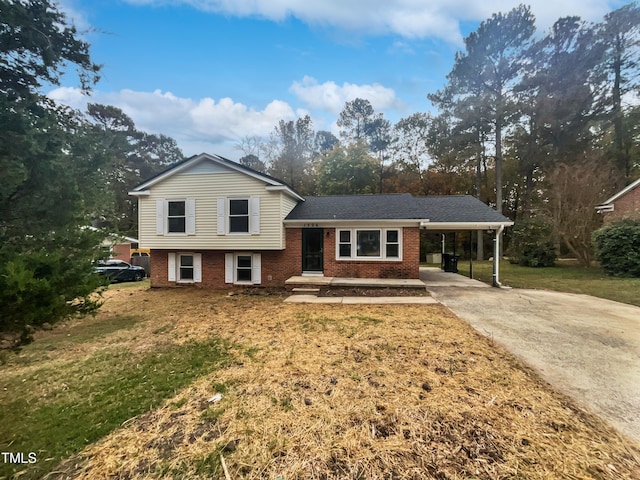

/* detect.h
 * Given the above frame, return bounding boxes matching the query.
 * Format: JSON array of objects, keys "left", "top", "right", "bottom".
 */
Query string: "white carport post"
[{"left": 492, "top": 225, "right": 505, "bottom": 287}]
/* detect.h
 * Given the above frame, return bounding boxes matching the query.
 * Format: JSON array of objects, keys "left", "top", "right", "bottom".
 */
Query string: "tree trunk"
[
  {"left": 612, "top": 33, "right": 628, "bottom": 185},
  {"left": 495, "top": 116, "right": 503, "bottom": 215}
]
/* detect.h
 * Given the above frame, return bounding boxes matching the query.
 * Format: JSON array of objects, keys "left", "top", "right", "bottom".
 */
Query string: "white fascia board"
[
  {"left": 265, "top": 185, "right": 305, "bottom": 202},
  {"left": 601, "top": 177, "right": 640, "bottom": 205},
  {"left": 284, "top": 219, "right": 427, "bottom": 227},
  {"left": 421, "top": 221, "right": 514, "bottom": 230},
  {"left": 595, "top": 204, "right": 614, "bottom": 213},
  {"left": 128, "top": 190, "right": 151, "bottom": 196}
]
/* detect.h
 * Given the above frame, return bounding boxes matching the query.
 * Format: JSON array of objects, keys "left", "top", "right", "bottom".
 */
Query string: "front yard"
[
  {"left": 1, "top": 284, "right": 639, "bottom": 479},
  {"left": 458, "top": 260, "right": 640, "bottom": 307}
]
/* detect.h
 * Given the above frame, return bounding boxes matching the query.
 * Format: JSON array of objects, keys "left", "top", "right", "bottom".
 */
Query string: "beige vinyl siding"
[
  {"left": 282, "top": 195, "right": 299, "bottom": 218},
  {"left": 281, "top": 194, "right": 300, "bottom": 248},
  {"left": 139, "top": 171, "right": 287, "bottom": 250}
]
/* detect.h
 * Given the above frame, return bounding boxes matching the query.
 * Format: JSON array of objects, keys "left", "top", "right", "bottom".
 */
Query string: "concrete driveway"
[{"left": 420, "top": 268, "right": 640, "bottom": 443}]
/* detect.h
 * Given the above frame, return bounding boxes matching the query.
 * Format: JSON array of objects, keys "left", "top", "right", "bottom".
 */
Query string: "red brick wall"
[
  {"left": 150, "top": 250, "right": 169, "bottom": 287},
  {"left": 149, "top": 226, "right": 420, "bottom": 287},
  {"left": 604, "top": 185, "right": 640, "bottom": 224},
  {"left": 111, "top": 243, "right": 131, "bottom": 262},
  {"left": 323, "top": 227, "right": 419, "bottom": 279},
  {"left": 150, "top": 245, "right": 300, "bottom": 288}
]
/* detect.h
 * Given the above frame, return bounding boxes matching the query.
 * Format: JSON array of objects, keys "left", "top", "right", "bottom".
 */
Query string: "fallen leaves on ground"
[{"left": 47, "top": 286, "right": 640, "bottom": 479}]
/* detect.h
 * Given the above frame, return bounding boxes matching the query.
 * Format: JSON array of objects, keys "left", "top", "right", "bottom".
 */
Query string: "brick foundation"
[
  {"left": 149, "top": 226, "right": 420, "bottom": 288},
  {"left": 150, "top": 248, "right": 300, "bottom": 288}
]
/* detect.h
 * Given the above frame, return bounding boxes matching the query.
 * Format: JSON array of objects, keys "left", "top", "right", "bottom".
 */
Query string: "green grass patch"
[
  {"left": 462, "top": 260, "right": 640, "bottom": 307},
  {"left": 31, "top": 315, "right": 142, "bottom": 351},
  {"left": 0, "top": 334, "right": 230, "bottom": 480}
]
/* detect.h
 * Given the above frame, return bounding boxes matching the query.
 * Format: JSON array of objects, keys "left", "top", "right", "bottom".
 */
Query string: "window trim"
[
  {"left": 228, "top": 198, "right": 250, "bottom": 234},
  {"left": 225, "top": 252, "right": 261, "bottom": 285},
  {"left": 158, "top": 198, "right": 195, "bottom": 236},
  {"left": 234, "top": 253, "right": 253, "bottom": 284},
  {"left": 178, "top": 253, "right": 194, "bottom": 282},
  {"left": 335, "top": 228, "right": 402, "bottom": 261},
  {"left": 385, "top": 229, "right": 400, "bottom": 259},
  {"left": 168, "top": 252, "right": 201, "bottom": 283},
  {"left": 167, "top": 199, "right": 187, "bottom": 234}
]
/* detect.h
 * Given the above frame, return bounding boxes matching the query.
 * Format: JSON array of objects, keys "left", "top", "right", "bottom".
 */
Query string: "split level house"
[{"left": 129, "top": 153, "right": 513, "bottom": 288}]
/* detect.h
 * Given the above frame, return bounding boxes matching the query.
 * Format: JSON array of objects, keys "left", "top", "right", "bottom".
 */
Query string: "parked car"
[{"left": 96, "top": 260, "right": 146, "bottom": 282}]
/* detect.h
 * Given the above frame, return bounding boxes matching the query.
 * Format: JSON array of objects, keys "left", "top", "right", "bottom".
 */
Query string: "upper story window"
[
  {"left": 217, "top": 196, "right": 260, "bottom": 235},
  {"left": 229, "top": 199, "right": 249, "bottom": 233},
  {"left": 337, "top": 228, "right": 402, "bottom": 260},
  {"left": 156, "top": 198, "right": 195, "bottom": 236},
  {"left": 167, "top": 201, "right": 186, "bottom": 233}
]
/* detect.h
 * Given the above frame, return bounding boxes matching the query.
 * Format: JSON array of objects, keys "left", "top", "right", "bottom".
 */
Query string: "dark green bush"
[
  {"left": 0, "top": 228, "right": 108, "bottom": 347},
  {"left": 592, "top": 220, "right": 640, "bottom": 277},
  {"left": 507, "top": 218, "right": 557, "bottom": 267}
]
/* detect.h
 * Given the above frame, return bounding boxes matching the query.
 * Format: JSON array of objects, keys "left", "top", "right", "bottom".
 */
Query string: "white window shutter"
[
  {"left": 217, "top": 198, "right": 226, "bottom": 235},
  {"left": 252, "top": 253, "right": 261, "bottom": 284},
  {"left": 167, "top": 253, "right": 176, "bottom": 281},
  {"left": 250, "top": 196, "right": 260, "bottom": 235},
  {"left": 156, "top": 199, "right": 166, "bottom": 235},
  {"left": 186, "top": 198, "right": 196, "bottom": 235},
  {"left": 224, "top": 253, "right": 234, "bottom": 283},
  {"left": 193, "top": 253, "right": 202, "bottom": 282}
]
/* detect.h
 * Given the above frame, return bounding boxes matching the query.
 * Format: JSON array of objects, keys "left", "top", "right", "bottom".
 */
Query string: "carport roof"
[
  {"left": 415, "top": 195, "right": 511, "bottom": 223},
  {"left": 284, "top": 193, "right": 513, "bottom": 227}
]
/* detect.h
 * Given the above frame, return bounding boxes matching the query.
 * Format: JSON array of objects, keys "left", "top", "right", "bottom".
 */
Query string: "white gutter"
[
  {"left": 284, "top": 219, "right": 429, "bottom": 227},
  {"left": 421, "top": 221, "right": 514, "bottom": 230},
  {"left": 492, "top": 224, "right": 505, "bottom": 287}
]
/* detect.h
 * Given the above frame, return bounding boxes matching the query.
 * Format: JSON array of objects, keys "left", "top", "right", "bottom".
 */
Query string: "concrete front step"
[
  {"left": 284, "top": 295, "right": 439, "bottom": 304},
  {"left": 291, "top": 287, "right": 321, "bottom": 294},
  {"left": 285, "top": 276, "right": 427, "bottom": 291}
]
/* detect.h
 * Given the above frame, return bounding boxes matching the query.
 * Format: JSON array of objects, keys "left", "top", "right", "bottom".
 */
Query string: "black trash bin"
[{"left": 443, "top": 254, "right": 460, "bottom": 273}]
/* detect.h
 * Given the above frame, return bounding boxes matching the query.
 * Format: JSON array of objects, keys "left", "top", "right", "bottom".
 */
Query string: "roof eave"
[
  {"left": 421, "top": 221, "right": 514, "bottom": 230},
  {"left": 284, "top": 219, "right": 429, "bottom": 226},
  {"left": 600, "top": 177, "right": 640, "bottom": 205},
  {"left": 265, "top": 185, "right": 305, "bottom": 202}
]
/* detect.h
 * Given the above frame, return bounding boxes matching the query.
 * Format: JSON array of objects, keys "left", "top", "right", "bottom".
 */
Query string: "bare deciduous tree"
[{"left": 544, "top": 158, "right": 615, "bottom": 266}]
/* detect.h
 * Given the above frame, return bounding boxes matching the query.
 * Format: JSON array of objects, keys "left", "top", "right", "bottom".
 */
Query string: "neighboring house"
[
  {"left": 129, "top": 153, "right": 512, "bottom": 288},
  {"left": 596, "top": 177, "right": 640, "bottom": 223},
  {"left": 97, "top": 232, "right": 139, "bottom": 262}
]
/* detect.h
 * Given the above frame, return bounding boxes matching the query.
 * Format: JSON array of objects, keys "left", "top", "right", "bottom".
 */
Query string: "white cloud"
[
  {"left": 122, "top": 0, "right": 622, "bottom": 44},
  {"left": 57, "top": 0, "right": 93, "bottom": 31},
  {"left": 47, "top": 87, "right": 297, "bottom": 158},
  {"left": 289, "top": 76, "right": 399, "bottom": 114},
  {"left": 47, "top": 81, "right": 403, "bottom": 157}
]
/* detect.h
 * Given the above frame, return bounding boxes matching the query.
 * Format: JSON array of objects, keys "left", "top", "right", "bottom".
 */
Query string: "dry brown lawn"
[{"left": 49, "top": 285, "right": 640, "bottom": 479}]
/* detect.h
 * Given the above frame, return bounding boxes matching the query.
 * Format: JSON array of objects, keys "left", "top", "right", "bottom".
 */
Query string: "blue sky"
[{"left": 50, "top": 0, "right": 628, "bottom": 159}]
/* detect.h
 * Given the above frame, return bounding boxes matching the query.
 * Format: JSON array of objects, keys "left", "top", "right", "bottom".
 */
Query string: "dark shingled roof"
[
  {"left": 285, "top": 194, "right": 511, "bottom": 224},
  {"left": 415, "top": 195, "right": 512, "bottom": 223}
]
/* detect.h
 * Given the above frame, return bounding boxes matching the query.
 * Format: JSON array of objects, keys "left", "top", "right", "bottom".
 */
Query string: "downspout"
[{"left": 492, "top": 225, "right": 505, "bottom": 287}]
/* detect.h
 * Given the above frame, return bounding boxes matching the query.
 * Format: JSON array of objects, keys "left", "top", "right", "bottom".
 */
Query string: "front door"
[{"left": 302, "top": 228, "right": 323, "bottom": 272}]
